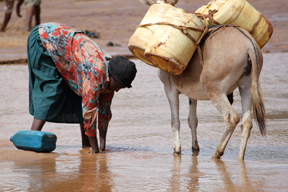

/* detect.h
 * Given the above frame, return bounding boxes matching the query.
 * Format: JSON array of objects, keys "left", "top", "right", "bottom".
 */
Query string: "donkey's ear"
[
  {"left": 165, "top": 0, "right": 179, "bottom": 6},
  {"left": 138, "top": 0, "right": 159, "bottom": 6},
  {"left": 138, "top": 0, "right": 179, "bottom": 6}
]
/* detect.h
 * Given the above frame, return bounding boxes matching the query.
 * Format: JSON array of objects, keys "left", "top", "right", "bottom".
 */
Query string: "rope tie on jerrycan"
[
  {"left": 195, "top": 9, "right": 263, "bottom": 34},
  {"left": 136, "top": 9, "right": 222, "bottom": 67},
  {"left": 194, "top": 9, "right": 221, "bottom": 25}
]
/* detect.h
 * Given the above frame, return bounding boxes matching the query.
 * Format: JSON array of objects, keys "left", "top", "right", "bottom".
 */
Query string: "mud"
[{"left": 0, "top": 0, "right": 288, "bottom": 191}]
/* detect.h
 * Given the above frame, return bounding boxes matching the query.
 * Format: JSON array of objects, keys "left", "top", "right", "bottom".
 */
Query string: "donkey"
[
  {"left": 138, "top": 0, "right": 266, "bottom": 160},
  {"left": 158, "top": 25, "right": 266, "bottom": 160}
]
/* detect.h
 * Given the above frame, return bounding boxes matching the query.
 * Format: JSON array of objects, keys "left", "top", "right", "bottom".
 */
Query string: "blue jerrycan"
[{"left": 10, "top": 130, "right": 57, "bottom": 152}]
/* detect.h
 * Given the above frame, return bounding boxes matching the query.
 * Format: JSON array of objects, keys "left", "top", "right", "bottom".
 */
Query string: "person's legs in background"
[
  {"left": 0, "top": 0, "right": 15, "bottom": 32},
  {"left": 25, "top": 5, "right": 34, "bottom": 31},
  {"left": 24, "top": 0, "right": 41, "bottom": 31},
  {"left": 34, "top": 4, "right": 40, "bottom": 26}
]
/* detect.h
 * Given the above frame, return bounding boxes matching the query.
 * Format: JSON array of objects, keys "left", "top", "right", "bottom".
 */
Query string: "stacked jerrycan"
[
  {"left": 195, "top": 0, "right": 273, "bottom": 49},
  {"left": 128, "top": 3, "right": 174, "bottom": 66},
  {"left": 128, "top": 0, "right": 273, "bottom": 75},
  {"left": 144, "top": 7, "right": 206, "bottom": 75},
  {"left": 129, "top": 3, "right": 206, "bottom": 75}
]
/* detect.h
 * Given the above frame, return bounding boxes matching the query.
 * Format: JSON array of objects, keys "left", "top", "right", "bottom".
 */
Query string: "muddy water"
[{"left": 0, "top": 52, "right": 288, "bottom": 191}]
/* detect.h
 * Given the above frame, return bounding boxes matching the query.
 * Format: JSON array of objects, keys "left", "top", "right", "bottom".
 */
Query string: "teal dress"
[{"left": 27, "top": 26, "right": 83, "bottom": 123}]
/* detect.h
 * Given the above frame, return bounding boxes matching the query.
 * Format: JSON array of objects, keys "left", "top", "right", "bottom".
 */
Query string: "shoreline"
[{"left": 0, "top": 47, "right": 287, "bottom": 65}]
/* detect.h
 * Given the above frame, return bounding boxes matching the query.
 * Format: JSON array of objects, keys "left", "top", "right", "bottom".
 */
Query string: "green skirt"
[{"left": 27, "top": 26, "right": 83, "bottom": 123}]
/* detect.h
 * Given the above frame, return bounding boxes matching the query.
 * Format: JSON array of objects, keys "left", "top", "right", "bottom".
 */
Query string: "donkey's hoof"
[
  {"left": 192, "top": 146, "right": 200, "bottom": 151},
  {"left": 211, "top": 154, "right": 220, "bottom": 159},
  {"left": 173, "top": 145, "right": 181, "bottom": 154},
  {"left": 212, "top": 151, "right": 223, "bottom": 159},
  {"left": 238, "top": 156, "right": 245, "bottom": 161},
  {"left": 192, "top": 146, "right": 200, "bottom": 156}
]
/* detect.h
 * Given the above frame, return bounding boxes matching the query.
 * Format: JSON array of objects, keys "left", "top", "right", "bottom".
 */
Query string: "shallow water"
[{"left": 0, "top": 53, "right": 288, "bottom": 191}]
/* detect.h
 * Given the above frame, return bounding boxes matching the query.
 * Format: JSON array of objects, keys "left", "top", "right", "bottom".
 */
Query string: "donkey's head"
[{"left": 139, "top": 0, "right": 179, "bottom": 6}]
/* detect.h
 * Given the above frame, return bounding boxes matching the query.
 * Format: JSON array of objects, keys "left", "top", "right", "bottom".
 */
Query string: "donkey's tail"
[
  {"left": 248, "top": 36, "right": 266, "bottom": 136},
  {"left": 235, "top": 26, "right": 266, "bottom": 136}
]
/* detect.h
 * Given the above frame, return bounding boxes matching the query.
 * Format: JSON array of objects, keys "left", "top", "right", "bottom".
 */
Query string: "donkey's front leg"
[
  {"left": 188, "top": 98, "right": 200, "bottom": 152},
  {"left": 162, "top": 73, "right": 181, "bottom": 154}
]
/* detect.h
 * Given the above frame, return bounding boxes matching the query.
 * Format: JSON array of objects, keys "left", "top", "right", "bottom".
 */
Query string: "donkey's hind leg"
[
  {"left": 212, "top": 94, "right": 240, "bottom": 159},
  {"left": 238, "top": 75, "right": 253, "bottom": 160},
  {"left": 203, "top": 91, "right": 240, "bottom": 159},
  {"left": 188, "top": 98, "right": 200, "bottom": 152}
]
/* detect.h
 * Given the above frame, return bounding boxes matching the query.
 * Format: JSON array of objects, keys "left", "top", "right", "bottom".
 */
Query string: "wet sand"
[{"left": 1, "top": 0, "right": 288, "bottom": 191}]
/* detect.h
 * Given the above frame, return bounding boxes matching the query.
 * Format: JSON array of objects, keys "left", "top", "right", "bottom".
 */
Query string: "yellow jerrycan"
[
  {"left": 144, "top": 7, "right": 206, "bottom": 75},
  {"left": 195, "top": 0, "right": 273, "bottom": 48},
  {"left": 128, "top": 3, "right": 174, "bottom": 66}
]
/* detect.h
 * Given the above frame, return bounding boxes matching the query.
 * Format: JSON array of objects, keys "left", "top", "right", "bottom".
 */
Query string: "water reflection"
[
  {"left": 12, "top": 156, "right": 57, "bottom": 191},
  {"left": 187, "top": 154, "right": 200, "bottom": 191},
  {"left": 239, "top": 162, "right": 252, "bottom": 188},
  {"left": 168, "top": 155, "right": 182, "bottom": 192},
  {"left": 76, "top": 150, "right": 113, "bottom": 191},
  {"left": 212, "top": 159, "right": 263, "bottom": 191},
  {"left": 168, "top": 154, "right": 200, "bottom": 192},
  {"left": 166, "top": 154, "right": 270, "bottom": 192},
  {"left": 30, "top": 157, "right": 57, "bottom": 191},
  {"left": 11, "top": 149, "right": 114, "bottom": 191},
  {"left": 213, "top": 159, "right": 236, "bottom": 191}
]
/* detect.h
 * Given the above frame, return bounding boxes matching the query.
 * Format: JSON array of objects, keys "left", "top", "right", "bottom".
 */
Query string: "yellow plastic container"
[
  {"left": 195, "top": 0, "right": 273, "bottom": 48},
  {"left": 144, "top": 7, "right": 206, "bottom": 75},
  {"left": 128, "top": 3, "right": 174, "bottom": 66}
]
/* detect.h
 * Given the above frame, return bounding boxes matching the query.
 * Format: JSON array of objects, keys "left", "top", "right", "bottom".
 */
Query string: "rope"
[
  {"left": 194, "top": 9, "right": 221, "bottom": 25},
  {"left": 137, "top": 20, "right": 209, "bottom": 66}
]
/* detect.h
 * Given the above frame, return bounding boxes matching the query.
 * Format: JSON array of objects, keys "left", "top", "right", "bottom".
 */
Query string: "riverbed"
[{"left": 0, "top": 52, "right": 288, "bottom": 191}]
